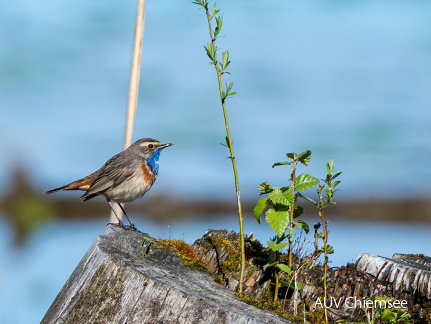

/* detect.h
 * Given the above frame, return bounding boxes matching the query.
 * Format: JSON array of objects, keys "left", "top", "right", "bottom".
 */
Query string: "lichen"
[{"left": 155, "top": 238, "right": 209, "bottom": 272}]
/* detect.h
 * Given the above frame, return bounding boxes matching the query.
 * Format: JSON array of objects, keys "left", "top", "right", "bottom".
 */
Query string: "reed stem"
[{"left": 110, "top": 0, "right": 146, "bottom": 223}]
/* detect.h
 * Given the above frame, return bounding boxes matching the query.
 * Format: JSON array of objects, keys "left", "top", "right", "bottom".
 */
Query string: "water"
[
  {"left": 1, "top": 0, "right": 431, "bottom": 200},
  {"left": 1, "top": 216, "right": 431, "bottom": 323}
]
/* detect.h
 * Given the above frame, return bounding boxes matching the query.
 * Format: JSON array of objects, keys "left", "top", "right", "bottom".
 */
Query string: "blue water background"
[
  {"left": 1, "top": 0, "right": 431, "bottom": 200},
  {"left": 1, "top": 1, "right": 431, "bottom": 323}
]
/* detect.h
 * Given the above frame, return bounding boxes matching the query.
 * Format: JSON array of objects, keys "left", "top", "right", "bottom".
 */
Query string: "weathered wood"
[
  {"left": 190, "top": 230, "right": 431, "bottom": 321},
  {"left": 355, "top": 253, "right": 431, "bottom": 300},
  {"left": 42, "top": 226, "right": 294, "bottom": 324}
]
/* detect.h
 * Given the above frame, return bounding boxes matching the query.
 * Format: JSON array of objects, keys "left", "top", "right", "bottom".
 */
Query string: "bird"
[{"left": 45, "top": 138, "right": 173, "bottom": 230}]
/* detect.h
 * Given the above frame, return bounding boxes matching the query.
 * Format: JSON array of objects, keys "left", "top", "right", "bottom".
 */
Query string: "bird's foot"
[
  {"left": 107, "top": 222, "right": 128, "bottom": 229},
  {"left": 124, "top": 224, "right": 139, "bottom": 231}
]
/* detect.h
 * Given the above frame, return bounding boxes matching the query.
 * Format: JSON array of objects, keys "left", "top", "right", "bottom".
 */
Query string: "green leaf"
[
  {"left": 326, "top": 245, "right": 335, "bottom": 254},
  {"left": 295, "top": 174, "right": 320, "bottom": 192},
  {"left": 221, "top": 51, "right": 230, "bottom": 71},
  {"left": 253, "top": 197, "right": 267, "bottom": 224},
  {"left": 226, "top": 91, "right": 237, "bottom": 97},
  {"left": 286, "top": 226, "right": 296, "bottom": 235},
  {"left": 323, "top": 174, "right": 330, "bottom": 186},
  {"left": 280, "top": 280, "right": 302, "bottom": 290},
  {"left": 263, "top": 262, "right": 277, "bottom": 271},
  {"left": 326, "top": 158, "right": 334, "bottom": 174},
  {"left": 222, "top": 51, "right": 228, "bottom": 66},
  {"left": 192, "top": 0, "right": 205, "bottom": 6},
  {"left": 294, "top": 220, "right": 309, "bottom": 234},
  {"left": 265, "top": 209, "right": 289, "bottom": 237},
  {"left": 279, "top": 280, "right": 291, "bottom": 287},
  {"left": 209, "top": 3, "right": 220, "bottom": 19},
  {"left": 297, "top": 192, "right": 318, "bottom": 206},
  {"left": 268, "top": 188, "right": 293, "bottom": 206},
  {"left": 332, "top": 171, "right": 342, "bottom": 180},
  {"left": 297, "top": 150, "right": 312, "bottom": 166},
  {"left": 224, "top": 82, "right": 237, "bottom": 97},
  {"left": 333, "top": 180, "right": 341, "bottom": 188},
  {"left": 258, "top": 181, "right": 273, "bottom": 194},
  {"left": 267, "top": 241, "right": 288, "bottom": 251},
  {"left": 214, "top": 15, "right": 223, "bottom": 37},
  {"left": 226, "top": 82, "right": 233, "bottom": 93},
  {"left": 220, "top": 136, "right": 230, "bottom": 148},
  {"left": 283, "top": 189, "right": 294, "bottom": 205},
  {"left": 225, "top": 136, "right": 230, "bottom": 148},
  {"left": 324, "top": 187, "right": 333, "bottom": 197},
  {"left": 204, "top": 42, "right": 214, "bottom": 61},
  {"left": 278, "top": 233, "right": 288, "bottom": 242},
  {"left": 272, "top": 161, "right": 292, "bottom": 168},
  {"left": 286, "top": 153, "right": 296, "bottom": 160},
  {"left": 276, "top": 263, "right": 291, "bottom": 274},
  {"left": 221, "top": 62, "right": 230, "bottom": 72},
  {"left": 293, "top": 205, "right": 304, "bottom": 218}
]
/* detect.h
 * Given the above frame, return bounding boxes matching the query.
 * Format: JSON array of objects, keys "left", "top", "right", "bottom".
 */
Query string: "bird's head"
[
  {"left": 131, "top": 138, "right": 173, "bottom": 174},
  {"left": 131, "top": 138, "right": 173, "bottom": 158}
]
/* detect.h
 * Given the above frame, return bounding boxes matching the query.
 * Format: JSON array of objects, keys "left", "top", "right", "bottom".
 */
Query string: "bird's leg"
[
  {"left": 107, "top": 200, "right": 127, "bottom": 228},
  {"left": 116, "top": 203, "right": 137, "bottom": 231}
]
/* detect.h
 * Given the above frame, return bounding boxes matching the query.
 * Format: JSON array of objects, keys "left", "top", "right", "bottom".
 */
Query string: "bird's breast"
[
  {"left": 141, "top": 163, "right": 157, "bottom": 185},
  {"left": 104, "top": 164, "right": 156, "bottom": 203}
]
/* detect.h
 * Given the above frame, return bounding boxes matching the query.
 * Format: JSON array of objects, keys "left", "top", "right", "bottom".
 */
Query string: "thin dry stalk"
[{"left": 110, "top": 0, "right": 146, "bottom": 223}]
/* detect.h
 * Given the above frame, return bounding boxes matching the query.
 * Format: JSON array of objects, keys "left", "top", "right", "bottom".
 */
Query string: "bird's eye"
[{"left": 148, "top": 144, "right": 154, "bottom": 149}]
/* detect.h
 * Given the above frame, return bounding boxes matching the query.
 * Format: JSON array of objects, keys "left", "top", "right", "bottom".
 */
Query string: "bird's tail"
[
  {"left": 44, "top": 178, "right": 92, "bottom": 195},
  {"left": 44, "top": 184, "right": 70, "bottom": 195}
]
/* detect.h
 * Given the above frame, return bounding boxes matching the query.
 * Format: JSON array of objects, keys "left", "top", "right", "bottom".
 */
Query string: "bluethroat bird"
[{"left": 45, "top": 138, "right": 173, "bottom": 230}]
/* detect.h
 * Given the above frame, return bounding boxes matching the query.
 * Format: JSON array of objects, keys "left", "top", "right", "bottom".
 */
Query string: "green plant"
[
  {"left": 254, "top": 150, "right": 319, "bottom": 302},
  {"left": 193, "top": 0, "right": 245, "bottom": 295},
  {"left": 301, "top": 158, "right": 340, "bottom": 324},
  {"left": 360, "top": 297, "right": 412, "bottom": 324}
]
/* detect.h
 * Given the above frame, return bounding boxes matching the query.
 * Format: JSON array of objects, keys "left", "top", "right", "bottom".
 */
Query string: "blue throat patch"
[{"left": 146, "top": 149, "right": 162, "bottom": 175}]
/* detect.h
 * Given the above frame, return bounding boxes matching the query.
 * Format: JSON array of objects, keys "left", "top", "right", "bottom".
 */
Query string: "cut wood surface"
[
  {"left": 41, "top": 226, "right": 294, "bottom": 324},
  {"left": 355, "top": 253, "right": 431, "bottom": 300}
]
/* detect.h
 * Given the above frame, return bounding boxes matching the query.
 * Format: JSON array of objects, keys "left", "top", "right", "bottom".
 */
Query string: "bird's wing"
[{"left": 80, "top": 153, "right": 139, "bottom": 199}]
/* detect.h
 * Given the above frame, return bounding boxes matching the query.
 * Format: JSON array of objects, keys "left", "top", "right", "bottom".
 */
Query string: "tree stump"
[
  {"left": 41, "top": 226, "right": 294, "bottom": 324},
  {"left": 355, "top": 253, "right": 431, "bottom": 301}
]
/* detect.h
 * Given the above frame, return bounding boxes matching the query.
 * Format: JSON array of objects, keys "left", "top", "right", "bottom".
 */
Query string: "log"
[
  {"left": 41, "top": 226, "right": 294, "bottom": 324},
  {"left": 355, "top": 253, "right": 431, "bottom": 300}
]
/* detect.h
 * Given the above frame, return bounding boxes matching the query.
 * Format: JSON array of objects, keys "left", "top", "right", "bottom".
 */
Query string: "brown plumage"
[{"left": 45, "top": 138, "right": 173, "bottom": 230}]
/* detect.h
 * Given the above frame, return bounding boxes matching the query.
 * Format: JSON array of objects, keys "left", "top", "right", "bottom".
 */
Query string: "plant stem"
[
  {"left": 313, "top": 227, "right": 319, "bottom": 266},
  {"left": 321, "top": 172, "right": 333, "bottom": 324},
  {"left": 324, "top": 238, "right": 328, "bottom": 324},
  {"left": 203, "top": 0, "right": 245, "bottom": 295},
  {"left": 317, "top": 186, "right": 328, "bottom": 324},
  {"left": 274, "top": 271, "right": 280, "bottom": 304},
  {"left": 288, "top": 159, "right": 297, "bottom": 268}
]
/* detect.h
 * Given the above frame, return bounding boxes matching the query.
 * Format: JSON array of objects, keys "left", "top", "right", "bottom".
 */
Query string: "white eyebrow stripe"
[{"left": 139, "top": 142, "right": 159, "bottom": 147}]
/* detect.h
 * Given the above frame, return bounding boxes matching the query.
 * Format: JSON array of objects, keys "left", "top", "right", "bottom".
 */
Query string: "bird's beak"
[{"left": 158, "top": 143, "right": 173, "bottom": 149}]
